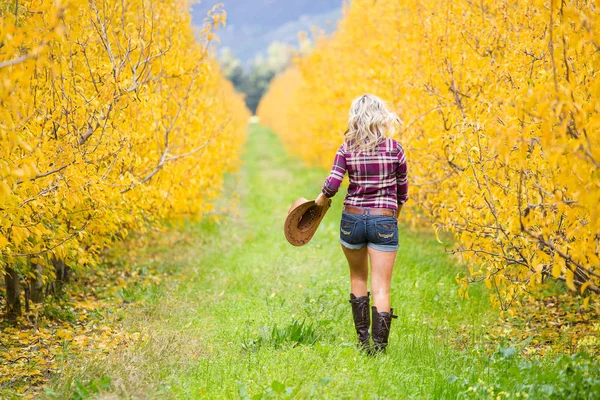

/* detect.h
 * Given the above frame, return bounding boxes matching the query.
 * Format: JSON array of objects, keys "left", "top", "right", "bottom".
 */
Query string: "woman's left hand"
[{"left": 315, "top": 192, "right": 329, "bottom": 207}]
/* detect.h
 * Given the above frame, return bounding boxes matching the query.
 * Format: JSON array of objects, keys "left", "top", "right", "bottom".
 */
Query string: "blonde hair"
[{"left": 345, "top": 94, "right": 401, "bottom": 153}]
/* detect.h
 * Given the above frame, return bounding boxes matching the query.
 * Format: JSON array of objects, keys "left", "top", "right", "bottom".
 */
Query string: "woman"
[{"left": 315, "top": 94, "right": 408, "bottom": 355}]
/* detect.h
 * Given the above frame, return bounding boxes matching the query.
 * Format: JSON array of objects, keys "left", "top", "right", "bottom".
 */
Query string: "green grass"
[{"left": 47, "top": 125, "right": 600, "bottom": 399}]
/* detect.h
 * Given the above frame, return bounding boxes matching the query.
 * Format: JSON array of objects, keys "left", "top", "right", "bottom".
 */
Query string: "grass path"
[{"left": 50, "top": 125, "right": 588, "bottom": 399}]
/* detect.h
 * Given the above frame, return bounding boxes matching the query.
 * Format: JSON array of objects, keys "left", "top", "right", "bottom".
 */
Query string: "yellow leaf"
[
  {"left": 552, "top": 263, "right": 561, "bottom": 279},
  {"left": 565, "top": 269, "right": 576, "bottom": 291},
  {"left": 10, "top": 168, "right": 26, "bottom": 178},
  {"left": 534, "top": 263, "right": 544, "bottom": 273},
  {"left": 580, "top": 281, "right": 591, "bottom": 294},
  {"left": 0, "top": 234, "right": 8, "bottom": 248},
  {"left": 434, "top": 227, "right": 443, "bottom": 244},
  {"left": 0, "top": 181, "right": 11, "bottom": 196},
  {"left": 583, "top": 296, "right": 590, "bottom": 310}
]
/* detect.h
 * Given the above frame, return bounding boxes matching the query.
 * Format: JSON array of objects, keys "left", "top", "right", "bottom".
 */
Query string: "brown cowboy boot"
[
  {"left": 349, "top": 293, "right": 371, "bottom": 351},
  {"left": 370, "top": 305, "right": 398, "bottom": 355}
]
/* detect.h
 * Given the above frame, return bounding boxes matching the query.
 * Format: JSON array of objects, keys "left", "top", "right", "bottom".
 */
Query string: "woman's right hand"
[{"left": 315, "top": 192, "right": 329, "bottom": 207}]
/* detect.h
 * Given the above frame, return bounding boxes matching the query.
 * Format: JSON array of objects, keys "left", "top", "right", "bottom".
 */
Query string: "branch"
[
  {"left": 164, "top": 119, "right": 228, "bottom": 162},
  {"left": 401, "top": 105, "right": 447, "bottom": 131},
  {"left": 554, "top": 274, "right": 600, "bottom": 294},
  {"left": 121, "top": 74, "right": 197, "bottom": 194},
  {"left": 523, "top": 228, "right": 600, "bottom": 280},
  {"left": 78, "top": 121, "right": 100, "bottom": 145},
  {"left": 15, "top": 163, "right": 73, "bottom": 185},
  {"left": 120, "top": 150, "right": 168, "bottom": 194},
  {"left": 0, "top": 53, "right": 34, "bottom": 69},
  {"left": 548, "top": 0, "right": 559, "bottom": 93},
  {"left": 0, "top": 6, "right": 65, "bottom": 69},
  {"left": 6, "top": 220, "right": 91, "bottom": 258},
  {"left": 449, "top": 248, "right": 529, "bottom": 267},
  {"left": 19, "top": 184, "right": 60, "bottom": 207},
  {"left": 411, "top": 171, "right": 455, "bottom": 187}
]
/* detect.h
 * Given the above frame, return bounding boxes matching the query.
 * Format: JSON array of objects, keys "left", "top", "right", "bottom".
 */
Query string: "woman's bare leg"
[
  {"left": 368, "top": 248, "right": 397, "bottom": 312},
  {"left": 341, "top": 245, "right": 369, "bottom": 296}
]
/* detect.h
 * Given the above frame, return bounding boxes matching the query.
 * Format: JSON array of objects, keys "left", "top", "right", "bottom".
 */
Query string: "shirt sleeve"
[
  {"left": 396, "top": 142, "right": 409, "bottom": 205},
  {"left": 322, "top": 144, "right": 347, "bottom": 198}
]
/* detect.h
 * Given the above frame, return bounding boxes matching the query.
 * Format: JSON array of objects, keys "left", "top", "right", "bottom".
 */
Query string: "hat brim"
[{"left": 284, "top": 197, "right": 331, "bottom": 246}]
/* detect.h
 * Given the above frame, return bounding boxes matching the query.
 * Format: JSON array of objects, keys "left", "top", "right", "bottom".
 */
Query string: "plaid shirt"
[{"left": 322, "top": 138, "right": 408, "bottom": 210}]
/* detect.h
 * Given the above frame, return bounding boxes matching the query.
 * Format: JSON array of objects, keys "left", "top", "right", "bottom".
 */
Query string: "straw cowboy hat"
[{"left": 284, "top": 197, "right": 332, "bottom": 246}]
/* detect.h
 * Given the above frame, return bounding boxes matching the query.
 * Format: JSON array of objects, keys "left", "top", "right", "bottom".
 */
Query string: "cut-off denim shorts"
[{"left": 339, "top": 211, "right": 399, "bottom": 252}]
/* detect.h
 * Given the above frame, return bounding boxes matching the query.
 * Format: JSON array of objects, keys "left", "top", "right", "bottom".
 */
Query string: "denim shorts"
[{"left": 339, "top": 211, "right": 399, "bottom": 252}]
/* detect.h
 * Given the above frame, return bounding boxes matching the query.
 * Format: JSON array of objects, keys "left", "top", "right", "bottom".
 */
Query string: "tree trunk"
[
  {"left": 4, "top": 268, "right": 21, "bottom": 320},
  {"left": 52, "top": 257, "right": 70, "bottom": 296},
  {"left": 30, "top": 264, "right": 44, "bottom": 303}
]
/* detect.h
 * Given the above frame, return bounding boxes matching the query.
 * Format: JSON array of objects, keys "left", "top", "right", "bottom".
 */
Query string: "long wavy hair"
[{"left": 344, "top": 94, "right": 401, "bottom": 153}]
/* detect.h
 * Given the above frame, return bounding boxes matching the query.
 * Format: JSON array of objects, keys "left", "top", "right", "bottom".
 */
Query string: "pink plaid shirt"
[{"left": 322, "top": 138, "right": 408, "bottom": 210}]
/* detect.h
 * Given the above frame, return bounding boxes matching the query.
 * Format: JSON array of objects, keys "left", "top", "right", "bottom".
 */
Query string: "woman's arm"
[
  {"left": 396, "top": 143, "right": 408, "bottom": 211},
  {"left": 316, "top": 145, "right": 347, "bottom": 206}
]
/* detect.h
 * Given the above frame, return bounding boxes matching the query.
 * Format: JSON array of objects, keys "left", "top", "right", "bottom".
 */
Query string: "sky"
[{"left": 190, "top": 0, "right": 343, "bottom": 63}]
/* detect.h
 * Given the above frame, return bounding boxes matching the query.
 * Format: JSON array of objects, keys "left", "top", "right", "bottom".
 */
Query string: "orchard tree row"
[
  {"left": 0, "top": 0, "right": 249, "bottom": 319},
  {"left": 259, "top": 0, "right": 599, "bottom": 313},
  {"left": 218, "top": 40, "right": 309, "bottom": 114}
]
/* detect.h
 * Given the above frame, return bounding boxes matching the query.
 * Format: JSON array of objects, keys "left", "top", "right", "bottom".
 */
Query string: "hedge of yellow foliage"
[
  {"left": 0, "top": 1, "right": 248, "bottom": 293},
  {"left": 258, "top": 0, "right": 599, "bottom": 311}
]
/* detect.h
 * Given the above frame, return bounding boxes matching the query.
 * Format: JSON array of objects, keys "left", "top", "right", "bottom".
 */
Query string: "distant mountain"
[{"left": 191, "top": 0, "right": 343, "bottom": 64}]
